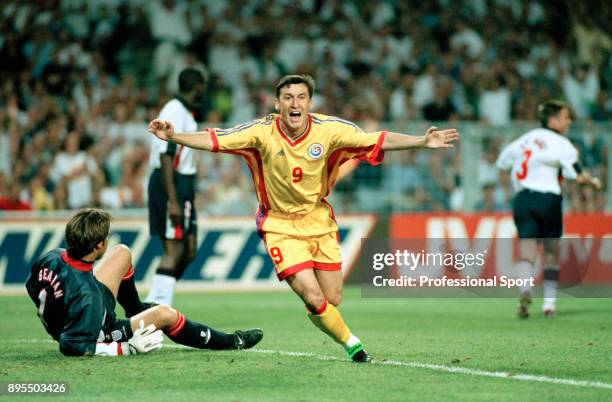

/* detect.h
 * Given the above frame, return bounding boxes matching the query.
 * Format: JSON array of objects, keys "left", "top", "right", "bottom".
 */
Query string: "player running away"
[
  {"left": 148, "top": 74, "right": 459, "bottom": 362},
  {"left": 496, "top": 100, "right": 602, "bottom": 318},
  {"left": 26, "top": 208, "right": 263, "bottom": 356}
]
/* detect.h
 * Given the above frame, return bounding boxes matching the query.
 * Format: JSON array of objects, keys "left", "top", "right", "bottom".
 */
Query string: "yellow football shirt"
[{"left": 209, "top": 113, "right": 386, "bottom": 236}]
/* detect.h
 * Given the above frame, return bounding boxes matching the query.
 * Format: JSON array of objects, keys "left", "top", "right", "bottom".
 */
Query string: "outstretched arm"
[
  {"left": 576, "top": 172, "right": 603, "bottom": 190},
  {"left": 381, "top": 126, "right": 459, "bottom": 151},
  {"left": 148, "top": 119, "right": 214, "bottom": 151}
]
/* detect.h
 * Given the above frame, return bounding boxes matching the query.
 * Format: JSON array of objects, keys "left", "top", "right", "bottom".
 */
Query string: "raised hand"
[
  {"left": 424, "top": 126, "right": 460, "bottom": 149},
  {"left": 591, "top": 177, "right": 603, "bottom": 190},
  {"left": 148, "top": 119, "right": 175, "bottom": 141}
]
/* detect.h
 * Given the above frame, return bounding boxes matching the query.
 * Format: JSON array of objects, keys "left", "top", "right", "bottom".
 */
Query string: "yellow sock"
[{"left": 308, "top": 301, "right": 351, "bottom": 345}]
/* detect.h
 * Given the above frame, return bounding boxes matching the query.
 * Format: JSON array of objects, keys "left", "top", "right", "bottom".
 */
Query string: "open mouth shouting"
[{"left": 289, "top": 110, "right": 302, "bottom": 125}]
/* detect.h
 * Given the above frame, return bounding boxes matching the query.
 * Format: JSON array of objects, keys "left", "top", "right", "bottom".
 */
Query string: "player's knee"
[
  {"left": 327, "top": 290, "right": 342, "bottom": 307},
  {"left": 110, "top": 244, "right": 133, "bottom": 269},
  {"left": 303, "top": 289, "right": 326, "bottom": 312},
  {"left": 111, "top": 244, "right": 132, "bottom": 259},
  {"left": 151, "top": 305, "right": 178, "bottom": 327}
]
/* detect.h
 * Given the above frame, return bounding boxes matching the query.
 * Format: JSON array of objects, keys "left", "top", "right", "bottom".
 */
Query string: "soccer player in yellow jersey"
[{"left": 148, "top": 75, "right": 459, "bottom": 362}]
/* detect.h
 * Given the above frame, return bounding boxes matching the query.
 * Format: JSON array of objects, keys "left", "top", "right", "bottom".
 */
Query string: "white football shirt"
[
  {"left": 148, "top": 99, "right": 198, "bottom": 175},
  {"left": 496, "top": 128, "right": 579, "bottom": 195}
]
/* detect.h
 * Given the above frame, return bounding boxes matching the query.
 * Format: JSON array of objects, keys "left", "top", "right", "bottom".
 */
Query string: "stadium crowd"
[{"left": 0, "top": 0, "right": 609, "bottom": 214}]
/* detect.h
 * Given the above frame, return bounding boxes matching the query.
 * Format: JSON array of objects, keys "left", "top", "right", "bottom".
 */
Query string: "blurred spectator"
[
  {"left": 384, "top": 152, "right": 424, "bottom": 212},
  {"left": 275, "top": 23, "right": 310, "bottom": 74},
  {"left": 0, "top": 29, "right": 28, "bottom": 77},
  {"left": 205, "top": 159, "right": 257, "bottom": 215},
  {"left": 479, "top": 141, "right": 501, "bottom": 186},
  {"left": 147, "top": 0, "right": 192, "bottom": 90},
  {"left": 449, "top": 175, "right": 464, "bottom": 212},
  {"left": 561, "top": 64, "right": 600, "bottom": 120},
  {"left": 479, "top": 74, "right": 511, "bottom": 126},
  {"left": 0, "top": 0, "right": 608, "bottom": 213},
  {"left": 50, "top": 132, "right": 99, "bottom": 209},
  {"left": 590, "top": 90, "right": 611, "bottom": 121},
  {"left": 0, "top": 180, "right": 31, "bottom": 210},
  {"left": 413, "top": 63, "right": 436, "bottom": 109},
  {"left": 422, "top": 81, "right": 458, "bottom": 121},
  {"left": 450, "top": 20, "right": 484, "bottom": 60},
  {"left": 475, "top": 183, "right": 507, "bottom": 212},
  {"left": 22, "top": 27, "right": 54, "bottom": 79},
  {"left": 29, "top": 173, "right": 54, "bottom": 210},
  {"left": 42, "top": 49, "right": 72, "bottom": 97},
  {"left": 389, "top": 71, "right": 418, "bottom": 121},
  {"left": 572, "top": 4, "right": 611, "bottom": 65}
]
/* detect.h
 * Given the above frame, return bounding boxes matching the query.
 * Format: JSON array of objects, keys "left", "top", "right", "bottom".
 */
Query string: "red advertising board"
[{"left": 389, "top": 213, "right": 612, "bottom": 284}]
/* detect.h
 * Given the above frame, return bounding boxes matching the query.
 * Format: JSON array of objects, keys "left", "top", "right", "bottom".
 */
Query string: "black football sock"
[
  {"left": 156, "top": 267, "right": 177, "bottom": 276},
  {"left": 165, "top": 312, "right": 235, "bottom": 350},
  {"left": 117, "top": 266, "right": 146, "bottom": 317}
]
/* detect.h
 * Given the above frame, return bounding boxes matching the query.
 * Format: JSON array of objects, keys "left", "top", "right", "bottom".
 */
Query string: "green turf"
[{"left": 1, "top": 287, "right": 611, "bottom": 401}]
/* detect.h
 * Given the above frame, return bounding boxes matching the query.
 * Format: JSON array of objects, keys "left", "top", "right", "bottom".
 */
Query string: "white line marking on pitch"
[{"left": 6, "top": 340, "right": 612, "bottom": 391}]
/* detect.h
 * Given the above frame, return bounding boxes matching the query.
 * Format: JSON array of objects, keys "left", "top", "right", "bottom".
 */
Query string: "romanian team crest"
[{"left": 308, "top": 143, "right": 324, "bottom": 159}]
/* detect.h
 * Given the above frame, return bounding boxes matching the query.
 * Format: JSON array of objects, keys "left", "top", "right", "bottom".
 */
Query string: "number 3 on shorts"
[{"left": 269, "top": 247, "right": 284, "bottom": 264}]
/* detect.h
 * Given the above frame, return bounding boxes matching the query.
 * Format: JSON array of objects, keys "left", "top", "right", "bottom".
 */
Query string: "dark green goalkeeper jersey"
[{"left": 25, "top": 248, "right": 129, "bottom": 356}]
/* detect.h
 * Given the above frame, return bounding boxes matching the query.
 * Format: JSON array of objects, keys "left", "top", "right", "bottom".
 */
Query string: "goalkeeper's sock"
[
  {"left": 307, "top": 300, "right": 352, "bottom": 346},
  {"left": 117, "top": 266, "right": 146, "bottom": 317},
  {"left": 165, "top": 311, "right": 235, "bottom": 350},
  {"left": 145, "top": 270, "right": 176, "bottom": 306},
  {"left": 516, "top": 259, "right": 534, "bottom": 295}
]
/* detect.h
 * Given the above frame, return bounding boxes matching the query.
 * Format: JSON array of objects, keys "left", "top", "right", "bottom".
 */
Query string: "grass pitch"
[{"left": 1, "top": 287, "right": 611, "bottom": 401}]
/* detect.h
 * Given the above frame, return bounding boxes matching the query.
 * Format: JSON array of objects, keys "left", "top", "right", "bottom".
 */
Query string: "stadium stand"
[{"left": 0, "top": 0, "right": 610, "bottom": 214}]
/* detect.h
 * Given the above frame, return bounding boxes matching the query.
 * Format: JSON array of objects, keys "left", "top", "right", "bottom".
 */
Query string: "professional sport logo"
[{"left": 307, "top": 143, "right": 324, "bottom": 159}]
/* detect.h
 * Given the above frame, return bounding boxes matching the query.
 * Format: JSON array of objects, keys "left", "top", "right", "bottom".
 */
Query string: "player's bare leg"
[
  {"left": 542, "top": 239, "right": 560, "bottom": 317},
  {"left": 517, "top": 239, "right": 537, "bottom": 318},
  {"left": 287, "top": 269, "right": 370, "bottom": 362},
  {"left": 130, "top": 305, "right": 262, "bottom": 350},
  {"left": 175, "top": 234, "right": 198, "bottom": 277},
  {"left": 93, "top": 244, "right": 133, "bottom": 297},
  {"left": 94, "top": 244, "right": 147, "bottom": 316},
  {"left": 286, "top": 269, "right": 326, "bottom": 310},
  {"left": 314, "top": 269, "right": 343, "bottom": 306}
]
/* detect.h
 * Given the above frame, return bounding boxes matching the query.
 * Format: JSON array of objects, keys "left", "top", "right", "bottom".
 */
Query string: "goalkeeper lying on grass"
[{"left": 26, "top": 208, "right": 263, "bottom": 356}]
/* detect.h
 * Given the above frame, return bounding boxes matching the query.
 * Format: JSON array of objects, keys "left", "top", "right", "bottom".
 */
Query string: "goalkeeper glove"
[
  {"left": 94, "top": 321, "right": 163, "bottom": 356},
  {"left": 125, "top": 320, "right": 164, "bottom": 355}
]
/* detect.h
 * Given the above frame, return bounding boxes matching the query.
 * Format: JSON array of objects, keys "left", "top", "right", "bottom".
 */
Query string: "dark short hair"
[
  {"left": 178, "top": 67, "right": 207, "bottom": 92},
  {"left": 65, "top": 209, "right": 112, "bottom": 259},
  {"left": 275, "top": 74, "right": 315, "bottom": 98},
  {"left": 537, "top": 100, "right": 569, "bottom": 128}
]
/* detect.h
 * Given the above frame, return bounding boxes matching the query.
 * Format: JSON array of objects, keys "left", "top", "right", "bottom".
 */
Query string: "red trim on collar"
[
  {"left": 276, "top": 115, "right": 312, "bottom": 147},
  {"left": 61, "top": 250, "right": 94, "bottom": 272}
]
